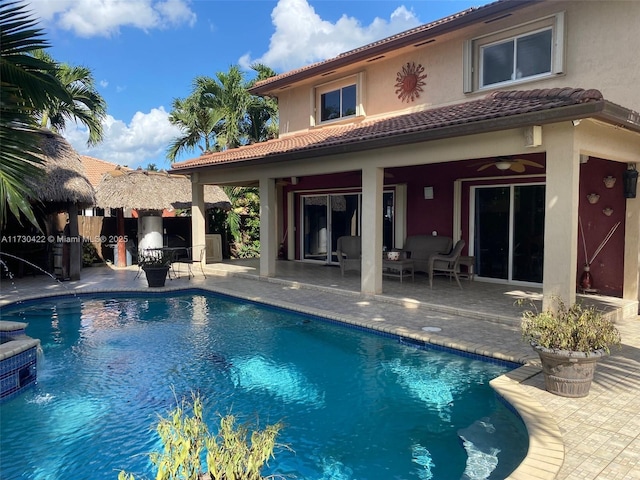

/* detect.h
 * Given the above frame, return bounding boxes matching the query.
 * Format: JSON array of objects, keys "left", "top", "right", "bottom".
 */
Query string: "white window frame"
[
  {"left": 463, "top": 12, "right": 565, "bottom": 93},
  {"left": 312, "top": 74, "right": 364, "bottom": 125}
]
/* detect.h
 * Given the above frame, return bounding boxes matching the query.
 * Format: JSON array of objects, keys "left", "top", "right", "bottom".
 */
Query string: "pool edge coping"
[{"left": 0, "top": 283, "right": 562, "bottom": 480}]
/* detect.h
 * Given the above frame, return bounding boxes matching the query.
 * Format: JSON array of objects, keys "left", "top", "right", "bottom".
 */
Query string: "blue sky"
[{"left": 31, "top": 0, "right": 488, "bottom": 171}]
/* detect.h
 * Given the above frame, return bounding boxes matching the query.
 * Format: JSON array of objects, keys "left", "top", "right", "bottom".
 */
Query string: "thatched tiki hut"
[
  {"left": 95, "top": 168, "right": 230, "bottom": 266},
  {"left": 28, "top": 130, "right": 96, "bottom": 280}
]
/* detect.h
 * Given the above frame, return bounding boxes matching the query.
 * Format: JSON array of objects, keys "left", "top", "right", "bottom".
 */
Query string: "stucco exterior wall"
[{"left": 276, "top": 0, "right": 640, "bottom": 136}]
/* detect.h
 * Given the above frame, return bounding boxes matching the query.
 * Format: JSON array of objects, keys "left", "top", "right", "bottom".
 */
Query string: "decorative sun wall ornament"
[{"left": 395, "top": 62, "right": 427, "bottom": 103}]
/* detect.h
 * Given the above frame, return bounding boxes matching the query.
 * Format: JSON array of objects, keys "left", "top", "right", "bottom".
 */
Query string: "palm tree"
[
  {"left": 167, "top": 64, "right": 277, "bottom": 258},
  {"left": 33, "top": 49, "right": 106, "bottom": 146},
  {"left": 195, "top": 65, "right": 249, "bottom": 150},
  {"left": 0, "top": 0, "right": 70, "bottom": 228},
  {"left": 244, "top": 63, "right": 279, "bottom": 144},
  {"left": 167, "top": 64, "right": 278, "bottom": 161},
  {"left": 166, "top": 92, "right": 223, "bottom": 161}
]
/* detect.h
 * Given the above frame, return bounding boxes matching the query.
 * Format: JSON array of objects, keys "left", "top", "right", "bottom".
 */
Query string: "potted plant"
[
  {"left": 521, "top": 298, "right": 621, "bottom": 397},
  {"left": 82, "top": 242, "right": 103, "bottom": 267},
  {"left": 138, "top": 249, "right": 172, "bottom": 287}
]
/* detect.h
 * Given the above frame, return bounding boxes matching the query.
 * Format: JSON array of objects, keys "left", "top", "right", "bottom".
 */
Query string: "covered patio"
[{"left": 172, "top": 88, "right": 640, "bottom": 313}]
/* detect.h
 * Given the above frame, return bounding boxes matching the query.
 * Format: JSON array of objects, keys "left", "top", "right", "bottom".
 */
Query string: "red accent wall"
[
  {"left": 578, "top": 158, "right": 627, "bottom": 296},
  {"left": 281, "top": 153, "right": 627, "bottom": 297}
]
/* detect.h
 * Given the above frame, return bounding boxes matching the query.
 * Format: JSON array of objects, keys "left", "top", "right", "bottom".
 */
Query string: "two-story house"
[{"left": 172, "top": 0, "right": 640, "bottom": 310}]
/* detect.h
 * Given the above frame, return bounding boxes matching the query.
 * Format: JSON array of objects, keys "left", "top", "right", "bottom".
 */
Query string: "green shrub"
[
  {"left": 82, "top": 242, "right": 100, "bottom": 266},
  {"left": 118, "top": 392, "right": 282, "bottom": 480},
  {"left": 521, "top": 298, "right": 621, "bottom": 354}
]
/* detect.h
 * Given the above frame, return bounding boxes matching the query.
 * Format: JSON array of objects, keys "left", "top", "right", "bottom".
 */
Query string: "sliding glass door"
[
  {"left": 473, "top": 184, "right": 544, "bottom": 283},
  {"left": 302, "top": 196, "right": 329, "bottom": 261},
  {"left": 329, "top": 194, "right": 360, "bottom": 263},
  {"left": 301, "top": 191, "right": 394, "bottom": 263}
]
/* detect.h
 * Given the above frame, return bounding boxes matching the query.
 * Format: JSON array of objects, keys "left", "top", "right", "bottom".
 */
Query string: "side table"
[{"left": 382, "top": 259, "right": 414, "bottom": 282}]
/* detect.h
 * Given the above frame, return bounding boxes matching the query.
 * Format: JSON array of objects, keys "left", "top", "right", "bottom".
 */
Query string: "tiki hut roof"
[
  {"left": 95, "top": 168, "right": 231, "bottom": 211},
  {"left": 28, "top": 130, "right": 96, "bottom": 207}
]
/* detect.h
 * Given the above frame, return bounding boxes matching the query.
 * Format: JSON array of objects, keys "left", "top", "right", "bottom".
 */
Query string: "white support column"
[
  {"left": 287, "top": 191, "right": 295, "bottom": 260},
  {"left": 623, "top": 191, "right": 640, "bottom": 302},
  {"left": 542, "top": 124, "right": 579, "bottom": 309},
  {"left": 191, "top": 177, "right": 206, "bottom": 261},
  {"left": 361, "top": 166, "right": 383, "bottom": 295},
  {"left": 259, "top": 177, "right": 277, "bottom": 277},
  {"left": 394, "top": 184, "right": 407, "bottom": 249},
  {"left": 453, "top": 180, "right": 462, "bottom": 242}
]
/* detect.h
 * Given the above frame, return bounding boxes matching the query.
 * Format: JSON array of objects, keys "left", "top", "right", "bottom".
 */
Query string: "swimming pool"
[{"left": 0, "top": 292, "right": 528, "bottom": 479}]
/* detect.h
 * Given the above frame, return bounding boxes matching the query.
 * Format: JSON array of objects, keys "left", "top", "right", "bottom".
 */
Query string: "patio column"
[
  {"left": 361, "top": 166, "right": 383, "bottom": 295},
  {"left": 191, "top": 178, "right": 206, "bottom": 261},
  {"left": 543, "top": 123, "right": 580, "bottom": 309},
  {"left": 259, "top": 177, "right": 277, "bottom": 277},
  {"left": 623, "top": 188, "right": 640, "bottom": 302}
]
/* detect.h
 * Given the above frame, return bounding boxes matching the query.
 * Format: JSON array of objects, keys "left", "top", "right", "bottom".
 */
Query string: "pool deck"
[{"left": 1, "top": 261, "right": 639, "bottom": 480}]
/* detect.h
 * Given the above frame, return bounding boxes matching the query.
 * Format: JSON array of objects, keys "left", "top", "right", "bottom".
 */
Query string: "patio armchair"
[
  {"left": 336, "top": 236, "right": 361, "bottom": 276},
  {"left": 428, "top": 239, "right": 466, "bottom": 289}
]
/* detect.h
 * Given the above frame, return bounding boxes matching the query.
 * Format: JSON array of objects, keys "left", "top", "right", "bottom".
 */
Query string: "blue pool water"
[{"left": 0, "top": 292, "right": 528, "bottom": 479}]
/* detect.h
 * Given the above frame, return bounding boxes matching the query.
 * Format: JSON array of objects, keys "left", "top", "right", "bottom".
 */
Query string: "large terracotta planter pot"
[
  {"left": 142, "top": 266, "right": 170, "bottom": 287},
  {"left": 533, "top": 345, "right": 607, "bottom": 398}
]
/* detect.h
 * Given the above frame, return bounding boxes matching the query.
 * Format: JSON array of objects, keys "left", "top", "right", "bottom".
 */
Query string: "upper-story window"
[
  {"left": 315, "top": 75, "right": 362, "bottom": 125},
  {"left": 480, "top": 28, "right": 552, "bottom": 87},
  {"left": 464, "top": 12, "right": 564, "bottom": 93},
  {"left": 321, "top": 84, "right": 356, "bottom": 121}
]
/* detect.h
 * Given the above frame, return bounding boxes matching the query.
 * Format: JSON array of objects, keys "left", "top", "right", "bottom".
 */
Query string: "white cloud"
[
  {"left": 30, "top": 0, "right": 196, "bottom": 38},
  {"left": 239, "top": 0, "right": 422, "bottom": 71},
  {"left": 63, "top": 107, "right": 183, "bottom": 169}
]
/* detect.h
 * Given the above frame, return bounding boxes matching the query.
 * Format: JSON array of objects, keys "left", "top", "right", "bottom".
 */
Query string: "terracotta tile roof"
[
  {"left": 80, "top": 155, "right": 129, "bottom": 187},
  {"left": 172, "top": 88, "right": 609, "bottom": 172}
]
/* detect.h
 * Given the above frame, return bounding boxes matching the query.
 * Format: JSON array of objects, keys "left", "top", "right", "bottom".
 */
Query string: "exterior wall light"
[{"left": 623, "top": 163, "right": 638, "bottom": 198}]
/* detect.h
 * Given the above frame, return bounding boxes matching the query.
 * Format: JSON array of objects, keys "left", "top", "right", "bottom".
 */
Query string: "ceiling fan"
[{"left": 476, "top": 157, "right": 544, "bottom": 173}]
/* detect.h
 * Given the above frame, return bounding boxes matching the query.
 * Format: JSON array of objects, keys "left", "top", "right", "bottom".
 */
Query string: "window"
[
  {"left": 481, "top": 28, "right": 552, "bottom": 87},
  {"left": 464, "top": 13, "right": 564, "bottom": 92},
  {"left": 314, "top": 75, "right": 362, "bottom": 124},
  {"left": 320, "top": 84, "right": 356, "bottom": 121}
]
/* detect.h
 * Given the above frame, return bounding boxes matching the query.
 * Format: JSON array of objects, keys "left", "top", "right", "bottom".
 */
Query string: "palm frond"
[{"left": 0, "top": 0, "right": 63, "bottom": 229}]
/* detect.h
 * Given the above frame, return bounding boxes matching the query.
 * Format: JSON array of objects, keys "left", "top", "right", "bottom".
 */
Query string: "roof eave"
[
  {"left": 597, "top": 101, "right": 640, "bottom": 133},
  {"left": 172, "top": 101, "right": 617, "bottom": 175},
  {"left": 249, "top": 0, "right": 540, "bottom": 96}
]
